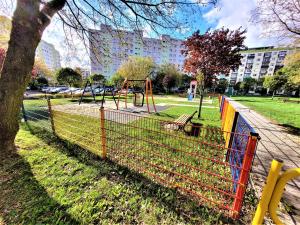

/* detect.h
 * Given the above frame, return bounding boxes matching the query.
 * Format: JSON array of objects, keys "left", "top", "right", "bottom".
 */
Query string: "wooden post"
[
  {"left": 47, "top": 98, "right": 55, "bottom": 135},
  {"left": 100, "top": 107, "right": 107, "bottom": 159}
]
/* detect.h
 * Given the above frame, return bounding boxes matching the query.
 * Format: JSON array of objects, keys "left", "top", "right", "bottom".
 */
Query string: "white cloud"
[
  {"left": 203, "top": 0, "right": 279, "bottom": 47},
  {"left": 42, "top": 17, "right": 90, "bottom": 69}
]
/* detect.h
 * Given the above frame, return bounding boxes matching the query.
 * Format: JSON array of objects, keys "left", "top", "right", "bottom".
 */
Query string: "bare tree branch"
[{"left": 251, "top": 0, "right": 300, "bottom": 41}]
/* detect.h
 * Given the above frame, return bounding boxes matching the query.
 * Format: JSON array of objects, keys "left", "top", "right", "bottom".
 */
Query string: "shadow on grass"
[
  {"left": 20, "top": 122, "right": 247, "bottom": 224},
  {"left": 0, "top": 152, "right": 80, "bottom": 224},
  {"left": 278, "top": 123, "right": 300, "bottom": 136},
  {"left": 233, "top": 99, "right": 258, "bottom": 103}
]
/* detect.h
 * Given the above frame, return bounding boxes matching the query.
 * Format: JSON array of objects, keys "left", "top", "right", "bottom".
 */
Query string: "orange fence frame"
[{"left": 232, "top": 133, "right": 259, "bottom": 218}]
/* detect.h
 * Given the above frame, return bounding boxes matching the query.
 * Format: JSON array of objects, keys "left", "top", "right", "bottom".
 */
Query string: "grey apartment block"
[
  {"left": 89, "top": 24, "right": 185, "bottom": 78},
  {"left": 228, "top": 46, "right": 299, "bottom": 85}
]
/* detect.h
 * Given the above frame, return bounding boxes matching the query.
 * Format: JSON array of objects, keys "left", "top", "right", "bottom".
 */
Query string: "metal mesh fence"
[
  {"left": 22, "top": 97, "right": 257, "bottom": 218},
  {"left": 101, "top": 109, "right": 254, "bottom": 217},
  {"left": 22, "top": 98, "right": 52, "bottom": 132}
]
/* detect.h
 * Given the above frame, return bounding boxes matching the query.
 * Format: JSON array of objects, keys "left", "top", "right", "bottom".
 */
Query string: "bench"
[{"left": 174, "top": 111, "right": 197, "bottom": 129}]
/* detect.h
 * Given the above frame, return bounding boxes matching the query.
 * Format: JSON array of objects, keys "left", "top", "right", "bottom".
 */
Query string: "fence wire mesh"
[
  {"left": 22, "top": 98, "right": 52, "bottom": 132},
  {"left": 22, "top": 97, "right": 256, "bottom": 218},
  {"left": 102, "top": 109, "right": 254, "bottom": 217}
]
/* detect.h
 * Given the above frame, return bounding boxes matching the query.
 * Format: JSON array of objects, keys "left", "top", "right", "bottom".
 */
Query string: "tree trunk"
[
  {"left": 197, "top": 85, "right": 204, "bottom": 119},
  {"left": 272, "top": 90, "right": 275, "bottom": 100},
  {"left": 0, "top": 0, "right": 66, "bottom": 156}
]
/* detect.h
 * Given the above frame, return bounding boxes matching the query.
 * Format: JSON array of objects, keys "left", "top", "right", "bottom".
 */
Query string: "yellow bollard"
[
  {"left": 252, "top": 159, "right": 283, "bottom": 225},
  {"left": 268, "top": 168, "right": 300, "bottom": 225}
]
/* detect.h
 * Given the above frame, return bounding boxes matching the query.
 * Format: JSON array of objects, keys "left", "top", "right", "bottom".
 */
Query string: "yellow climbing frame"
[{"left": 252, "top": 159, "right": 300, "bottom": 225}]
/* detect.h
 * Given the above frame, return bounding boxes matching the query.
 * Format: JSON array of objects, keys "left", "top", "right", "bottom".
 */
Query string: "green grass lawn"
[
  {"left": 0, "top": 127, "right": 257, "bottom": 224},
  {"left": 11, "top": 96, "right": 258, "bottom": 224},
  {"left": 231, "top": 96, "right": 300, "bottom": 133}
]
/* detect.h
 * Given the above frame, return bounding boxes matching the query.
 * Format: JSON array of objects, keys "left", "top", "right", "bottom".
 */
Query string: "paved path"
[{"left": 230, "top": 100, "right": 300, "bottom": 224}]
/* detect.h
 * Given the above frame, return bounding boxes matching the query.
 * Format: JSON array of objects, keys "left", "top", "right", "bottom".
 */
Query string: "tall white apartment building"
[
  {"left": 89, "top": 24, "right": 184, "bottom": 78},
  {"left": 36, "top": 40, "right": 61, "bottom": 71},
  {"left": 228, "top": 46, "right": 298, "bottom": 85}
]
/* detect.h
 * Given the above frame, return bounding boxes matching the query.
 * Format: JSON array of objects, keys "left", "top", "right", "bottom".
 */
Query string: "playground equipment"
[
  {"left": 116, "top": 77, "right": 157, "bottom": 113},
  {"left": 189, "top": 80, "right": 197, "bottom": 98},
  {"left": 79, "top": 80, "right": 117, "bottom": 107},
  {"left": 252, "top": 159, "right": 300, "bottom": 225}
]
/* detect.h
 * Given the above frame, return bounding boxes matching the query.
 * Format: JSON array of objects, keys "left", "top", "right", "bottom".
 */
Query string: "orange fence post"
[
  {"left": 100, "top": 107, "right": 107, "bottom": 159},
  {"left": 232, "top": 132, "right": 259, "bottom": 218},
  {"left": 47, "top": 98, "right": 56, "bottom": 135},
  {"left": 145, "top": 78, "right": 150, "bottom": 113},
  {"left": 148, "top": 78, "right": 157, "bottom": 113}
]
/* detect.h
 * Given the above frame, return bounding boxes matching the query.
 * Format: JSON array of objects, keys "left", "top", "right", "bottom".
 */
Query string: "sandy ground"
[{"left": 52, "top": 101, "right": 169, "bottom": 124}]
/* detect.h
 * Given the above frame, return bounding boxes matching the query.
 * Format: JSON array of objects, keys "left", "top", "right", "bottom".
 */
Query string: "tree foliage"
[
  {"left": 56, "top": 67, "right": 82, "bottom": 87},
  {"left": 0, "top": 15, "right": 11, "bottom": 48},
  {"left": 240, "top": 77, "right": 256, "bottom": 93},
  {"left": 263, "top": 73, "right": 287, "bottom": 92},
  {"left": 182, "top": 28, "right": 246, "bottom": 87},
  {"left": 89, "top": 73, "right": 106, "bottom": 83},
  {"left": 233, "top": 82, "right": 241, "bottom": 91},
  {"left": 282, "top": 51, "right": 300, "bottom": 85},
  {"left": 152, "top": 63, "right": 183, "bottom": 93},
  {"left": 110, "top": 72, "right": 124, "bottom": 87},
  {"left": 117, "top": 56, "right": 155, "bottom": 80},
  {"left": 28, "top": 76, "right": 49, "bottom": 90},
  {"left": 159, "top": 63, "right": 181, "bottom": 86},
  {"left": 216, "top": 78, "right": 228, "bottom": 94},
  {"left": 33, "top": 57, "right": 53, "bottom": 79},
  {"left": 162, "top": 74, "right": 177, "bottom": 93}
]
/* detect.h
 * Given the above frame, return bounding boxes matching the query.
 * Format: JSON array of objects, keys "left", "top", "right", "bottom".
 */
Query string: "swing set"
[
  {"left": 117, "top": 77, "right": 157, "bottom": 113},
  {"left": 79, "top": 80, "right": 117, "bottom": 107}
]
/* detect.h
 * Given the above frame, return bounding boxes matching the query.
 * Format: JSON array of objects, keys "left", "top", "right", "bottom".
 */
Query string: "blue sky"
[
  {"left": 43, "top": 0, "right": 277, "bottom": 67},
  {"left": 4, "top": 0, "right": 281, "bottom": 68}
]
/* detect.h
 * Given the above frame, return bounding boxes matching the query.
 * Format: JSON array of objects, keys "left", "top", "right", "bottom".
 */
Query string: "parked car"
[
  {"left": 49, "top": 86, "right": 68, "bottom": 94},
  {"left": 41, "top": 86, "right": 51, "bottom": 92},
  {"left": 73, "top": 89, "right": 84, "bottom": 95},
  {"left": 58, "top": 87, "right": 80, "bottom": 94},
  {"left": 94, "top": 87, "right": 104, "bottom": 94}
]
